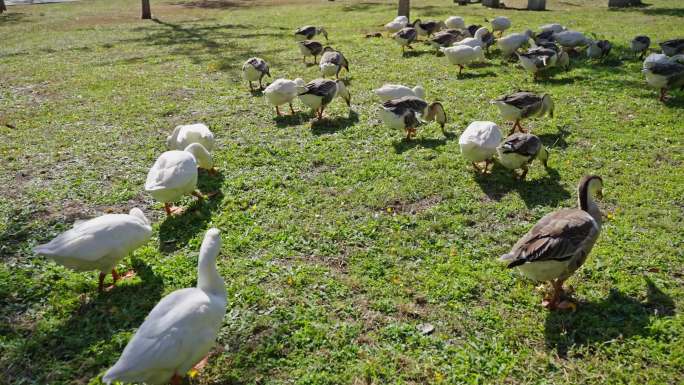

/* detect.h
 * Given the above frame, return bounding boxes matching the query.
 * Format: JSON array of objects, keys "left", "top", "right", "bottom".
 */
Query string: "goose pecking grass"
[
  {"left": 379, "top": 96, "right": 446, "bottom": 140},
  {"left": 264, "top": 77, "right": 306, "bottom": 116},
  {"left": 298, "top": 40, "right": 324, "bottom": 64},
  {"left": 319, "top": 46, "right": 349, "bottom": 79},
  {"left": 496, "top": 132, "right": 549, "bottom": 180},
  {"left": 297, "top": 78, "right": 351, "bottom": 120},
  {"left": 241, "top": 57, "right": 270, "bottom": 91},
  {"left": 490, "top": 91, "right": 554, "bottom": 134},
  {"left": 295, "top": 25, "right": 328, "bottom": 41}
]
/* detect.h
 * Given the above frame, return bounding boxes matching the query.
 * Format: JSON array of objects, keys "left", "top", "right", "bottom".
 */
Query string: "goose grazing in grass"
[
  {"left": 553, "top": 30, "right": 589, "bottom": 51},
  {"left": 392, "top": 26, "right": 418, "bottom": 54},
  {"left": 497, "top": 30, "right": 534, "bottom": 57},
  {"left": 496, "top": 133, "right": 548, "bottom": 180},
  {"left": 297, "top": 40, "right": 323, "bottom": 64},
  {"left": 295, "top": 25, "right": 328, "bottom": 41},
  {"left": 642, "top": 57, "right": 684, "bottom": 102},
  {"left": 297, "top": 78, "right": 351, "bottom": 120},
  {"left": 167, "top": 123, "right": 215, "bottom": 152},
  {"left": 430, "top": 29, "right": 466, "bottom": 50},
  {"left": 413, "top": 19, "right": 444, "bottom": 38},
  {"left": 374, "top": 83, "right": 426, "bottom": 101},
  {"left": 488, "top": 16, "right": 511, "bottom": 36},
  {"left": 319, "top": 47, "right": 349, "bottom": 79},
  {"left": 459, "top": 121, "right": 502, "bottom": 173},
  {"left": 379, "top": 96, "right": 446, "bottom": 140},
  {"left": 145, "top": 143, "right": 214, "bottom": 216},
  {"left": 631, "top": 35, "right": 650, "bottom": 59},
  {"left": 454, "top": 26, "right": 490, "bottom": 48},
  {"left": 491, "top": 91, "right": 554, "bottom": 134},
  {"left": 586, "top": 39, "right": 612, "bottom": 59},
  {"left": 441, "top": 45, "right": 485, "bottom": 76},
  {"left": 34, "top": 208, "right": 152, "bottom": 292},
  {"left": 466, "top": 24, "right": 482, "bottom": 38},
  {"left": 539, "top": 23, "right": 565, "bottom": 34},
  {"left": 241, "top": 57, "right": 270, "bottom": 91},
  {"left": 445, "top": 16, "right": 465, "bottom": 30},
  {"left": 660, "top": 38, "right": 684, "bottom": 56},
  {"left": 264, "top": 78, "right": 306, "bottom": 116},
  {"left": 517, "top": 47, "right": 558, "bottom": 80},
  {"left": 103, "top": 228, "right": 227, "bottom": 385},
  {"left": 385, "top": 15, "right": 409, "bottom": 36},
  {"left": 500, "top": 175, "right": 604, "bottom": 311}
]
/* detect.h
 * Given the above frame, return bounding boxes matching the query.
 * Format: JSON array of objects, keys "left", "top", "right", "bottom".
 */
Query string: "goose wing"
[
  {"left": 145, "top": 151, "right": 196, "bottom": 191},
  {"left": 499, "top": 133, "right": 541, "bottom": 156},
  {"left": 245, "top": 57, "right": 269, "bottom": 75},
  {"left": 394, "top": 27, "right": 417, "bottom": 41},
  {"left": 299, "top": 79, "right": 337, "bottom": 97},
  {"left": 300, "top": 40, "right": 323, "bottom": 54},
  {"left": 382, "top": 96, "right": 428, "bottom": 115},
  {"left": 497, "top": 92, "right": 541, "bottom": 111}
]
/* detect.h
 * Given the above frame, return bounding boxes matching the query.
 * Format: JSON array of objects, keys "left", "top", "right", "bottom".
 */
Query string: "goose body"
[
  {"left": 103, "top": 228, "right": 227, "bottom": 385},
  {"left": 490, "top": 16, "right": 511, "bottom": 35},
  {"left": 459, "top": 121, "right": 502, "bottom": 172},
  {"left": 413, "top": 19, "right": 444, "bottom": 37},
  {"left": 500, "top": 176, "right": 604, "bottom": 310},
  {"left": 642, "top": 59, "right": 684, "bottom": 101},
  {"left": 34, "top": 208, "right": 152, "bottom": 291},
  {"left": 587, "top": 39, "right": 612, "bottom": 59},
  {"left": 297, "top": 78, "right": 351, "bottom": 119},
  {"left": 539, "top": 23, "right": 565, "bottom": 34},
  {"left": 445, "top": 16, "right": 465, "bottom": 30},
  {"left": 454, "top": 27, "right": 489, "bottom": 48},
  {"left": 392, "top": 27, "right": 418, "bottom": 53},
  {"left": 374, "top": 84, "right": 426, "bottom": 101},
  {"left": 497, "top": 30, "right": 534, "bottom": 57},
  {"left": 441, "top": 45, "right": 484, "bottom": 75},
  {"left": 385, "top": 16, "right": 408, "bottom": 35},
  {"left": 241, "top": 57, "right": 270, "bottom": 90},
  {"left": 295, "top": 25, "right": 328, "bottom": 41},
  {"left": 319, "top": 47, "right": 349, "bottom": 79},
  {"left": 553, "top": 30, "right": 588, "bottom": 49},
  {"left": 145, "top": 143, "right": 213, "bottom": 215},
  {"left": 631, "top": 35, "right": 650, "bottom": 59},
  {"left": 496, "top": 133, "right": 548, "bottom": 179},
  {"left": 430, "top": 29, "right": 465, "bottom": 49},
  {"left": 491, "top": 91, "right": 554, "bottom": 133},
  {"left": 660, "top": 38, "right": 684, "bottom": 56},
  {"left": 167, "top": 123, "right": 215, "bottom": 152},
  {"left": 264, "top": 78, "right": 306, "bottom": 115},
  {"left": 379, "top": 96, "right": 446, "bottom": 139},
  {"left": 517, "top": 47, "right": 558, "bottom": 79},
  {"left": 298, "top": 40, "right": 323, "bottom": 63}
]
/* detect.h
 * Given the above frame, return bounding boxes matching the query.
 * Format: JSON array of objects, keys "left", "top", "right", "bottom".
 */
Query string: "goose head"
[
  {"left": 166, "top": 125, "right": 182, "bottom": 149},
  {"left": 129, "top": 208, "right": 150, "bottom": 226},
  {"left": 578, "top": 175, "right": 603, "bottom": 223},
  {"left": 184, "top": 143, "right": 213, "bottom": 170},
  {"left": 474, "top": 27, "right": 489, "bottom": 40},
  {"left": 294, "top": 78, "right": 306, "bottom": 87},
  {"left": 541, "top": 94, "right": 554, "bottom": 118},
  {"left": 197, "top": 228, "right": 226, "bottom": 297},
  {"left": 412, "top": 18, "right": 422, "bottom": 27},
  {"left": 318, "top": 27, "right": 328, "bottom": 40},
  {"left": 424, "top": 102, "right": 447, "bottom": 130},
  {"left": 412, "top": 85, "right": 426, "bottom": 100},
  {"left": 335, "top": 80, "right": 351, "bottom": 107}
]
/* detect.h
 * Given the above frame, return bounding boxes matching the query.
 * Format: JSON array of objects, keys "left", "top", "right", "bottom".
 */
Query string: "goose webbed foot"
[
  {"left": 164, "top": 203, "right": 185, "bottom": 216},
  {"left": 289, "top": 103, "right": 296, "bottom": 115},
  {"left": 170, "top": 374, "right": 183, "bottom": 385}
]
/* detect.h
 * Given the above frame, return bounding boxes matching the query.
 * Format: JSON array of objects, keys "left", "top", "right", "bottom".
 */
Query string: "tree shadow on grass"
[
  {"left": 539, "top": 126, "right": 571, "bottom": 150},
  {"left": 310, "top": 110, "right": 359, "bottom": 135},
  {"left": 474, "top": 164, "right": 570, "bottom": 207},
  {"left": 158, "top": 171, "right": 225, "bottom": 253},
  {"left": 341, "top": 2, "right": 391, "bottom": 12},
  {"left": 6, "top": 260, "right": 164, "bottom": 382},
  {"left": 545, "top": 277, "right": 675, "bottom": 358},
  {"left": 0, "top": 12, "right": 27, "bottom": 25}
]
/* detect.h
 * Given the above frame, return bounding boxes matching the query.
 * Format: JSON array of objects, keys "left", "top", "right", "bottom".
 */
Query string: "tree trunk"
[
  {"left": 608, "top": 0, "right": 641, "bottom": 6},
  {"left": 398, "top": 0, "right": 409, "bottom": 20},
  {"left": 1, "top": 0, "right": 7, "bottom": 15},
  {"left": 483, "top": 0, "right": 500, "bottom": 8},
  {"left": 527, "top": 0, "right": 546, "bottom": 10},
  {"left": 141, "top": 0, "right": 152, "bottom": 19}
]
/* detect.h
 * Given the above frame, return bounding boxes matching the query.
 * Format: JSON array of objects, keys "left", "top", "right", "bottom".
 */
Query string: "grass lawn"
[{"left": 1, "top": 0, "right": 683, "bottom": 383}]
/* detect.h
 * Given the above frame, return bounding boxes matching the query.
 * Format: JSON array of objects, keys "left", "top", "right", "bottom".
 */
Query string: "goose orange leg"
[{"left": 275, "top": 105, "right": 281, "bottom": 116}]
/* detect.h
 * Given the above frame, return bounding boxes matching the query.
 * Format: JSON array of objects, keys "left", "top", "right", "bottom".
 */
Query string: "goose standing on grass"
[
  {"left": 413, "top": 19, "right": 444, "bottom": 38},
  {"left": 374, "top": 84, "right": 425, "bottom": 101},
  {"left": 34, "top": 208, "right": 152, "bottom": 292},
  {"left": 539, "top": 23, "right": 565, "bottom": 34},
  {"left": 430, "top": 29, "right": 466, "bottom": 50},
  {"left": 642, "top": 57, "right": 684, "bottom": 102},
  {"left": 500, "top": 175, "right": 604, "bottom": 311},
  {"left": 103, "top": 228, "right": 227, "bottom": 385},
  {"left": 441, "top": 45, "right": 485, "bottom": 76},
  {"left": 392, "top": 26, "right": 418, "bottom": 54},
  {"left": 241, "top": 57, "right": 270, "bottom": 91},
  {"left": 319, "top": 47, "right": 350, "bottom": 79},
  {"left": 379, "top": 96, "right": 446, "bottom": 140},
  {"left": 445, "top": 16, "right": 466, "bottom": 30},
  {"left": 491, "top": 91, "right": 554, "bottom": 134},
  {"left": 454, "top": 26, "right": 489, "bottom": 48},
  {"left": 297, "top": 40, "right": 323, "bottom": 64},
  {"left": 553, "top": 30, "right": 589, "bottom": 52},
  {"left": 466, "top": 24, "right": 483, "bottom": 38},
  {"left": 167, "top": 123, "right": 215, "bottom": 152},
  {"left": 488, "top": 16, "right": 511, "bottom": 36},
  {"left": 517, "top": 47, "right": 558, "bottom": 80},
  {"left": 145, "top": 143, "right": 214, "bottom": 216},
  {"left": 497, "top": 30, "right": 534, "bottom": 57},
  {"left": 385, "top": 15, "right": 408, "bottom": 37},
  {"left": 660, "top": 38, "right": 684, "bottom": 56},
  {"left": 295, "top": 25, "right": 328, "bottom": 41},
  {"left": 297, "top": 78, "right": 351, "bottom": 120},
  {"left": 586, "top": 39, "right": 612, "bottom": 59},
  {"left": 459, "top": 121, "right": 502, "bottom": 173},
  {"left": 631, "top": 35, "right": 650, "bottom": 60},
  {"left": 496, "top": 133, "right": 548, "bottom": 180},
  {"left": 264, "top": 78, "right": 306, "bottom": 116}
]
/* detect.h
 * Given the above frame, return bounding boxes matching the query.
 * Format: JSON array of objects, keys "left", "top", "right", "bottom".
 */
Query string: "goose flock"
[{"left": 28, "top": 9, "right": 683, "bottom": 385}]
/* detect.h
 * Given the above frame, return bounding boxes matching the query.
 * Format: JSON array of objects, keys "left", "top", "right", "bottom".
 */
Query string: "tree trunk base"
[{"left": 527, "top": 0, "right": 546, "bottom": 10}]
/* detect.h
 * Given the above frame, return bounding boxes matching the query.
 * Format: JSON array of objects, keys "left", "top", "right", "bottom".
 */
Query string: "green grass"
[{"left": 1, "top": 0, "right": 683, "bottom": 384}]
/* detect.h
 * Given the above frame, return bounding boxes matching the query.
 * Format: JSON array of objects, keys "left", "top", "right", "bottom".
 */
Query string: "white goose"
[
  {"left": 264, "top": 78, "right": 306, "bottom": 116},
  {"left": 374, "top": 84, "right": 426, "bottom": 101},
  {"left": 167, "top": 123, "right": 215, "bottom": 152},
  {"left": 497, "top": 30, "right": 533, "bottom": 57},
  {"left": 453, "top": 26, "right": 490, "bottom": 48},
  {"left": 553, "top": 30, "right": 589, "bottom": 51},
  {"left": 33, "top": 208, "right": 152, "bottom": 292},
  {"left": 103, "top": 228, "right": 227, "bottom": 385},
  {"left": 385, "top": 16, "right": 408, "bottom": 36},
  {"left": 459, "top": 121, "right": 502, "bottom": 173},
  {"left": 489, "top": 16, "right": 511, "bottom": 36},
  {"left": 145, "top": 143, "right": 213, "bottom": 216},
  {"left": 441, "top": 45, "right": 485, "bottom": 76},
  {"left": 445, "top": 16, "right": 466, "bottom": 30}
]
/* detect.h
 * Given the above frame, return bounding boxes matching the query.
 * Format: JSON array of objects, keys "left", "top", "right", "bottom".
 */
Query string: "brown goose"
[
  {"left": 500, "top": 175, "right": 604, "bottom": 310},
  {"left": 413, "top": 19, "right": 444, "bottom": 38},
  {"left": 295, "top": 25, "right": 328, "bottom": 41},
  {"left": 496, "top": 133, "right": 548, "bottom": 180},
  {"left": 660, "top": 38, "right": 684, "bottom": 56},
  {"left": 297, "top": 40, "right": 323, "bottom": 64},
  {"left": 429, "top": 29, "right": 466, "bottom": 50},
  {"left": 319, "top": 47, "right": 349, "bottom": 79},
  {"left": 379, "top": 96, "right": 446, "bottom": 140},
  {"left": 392, "top": 27, "right": 418, "bottom": 54},
  {"left": 490, "top": 91, "right": 554, "bottom": 134}
]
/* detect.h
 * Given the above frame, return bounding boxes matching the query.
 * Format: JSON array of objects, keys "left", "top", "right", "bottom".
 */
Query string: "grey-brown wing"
[
  {"left": 301, "top": 79, "right": 336, "bottom": 97},
  {"left": 382, "top": 96, "right": 428, "bottom": 115},
  {"left": 302, "top": 40, "right": 323, "bottom": 54},
  {"left": 651, "top": 62, "right": 684, "bottom": 79},
  {"left": 499, "top": 92, "right": 542, "bottom": 115},
  {"left": 504, "top": 209, "right": 598, "bottom": 266},
  {"left": 247, "top": 58, "right": 269, "bottom": 75},
  {"left": 296, "top": 25, "right": 316, "bottom": 37},
  {"left": 500, "top": 133, "right": 541, "bottom": 156},
  {"left": 396, "top": 27, "right": 417, "bottom": 42}
]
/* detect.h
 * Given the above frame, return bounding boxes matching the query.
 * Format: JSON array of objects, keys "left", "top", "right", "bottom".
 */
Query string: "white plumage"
[
  {"left": 445, "top": 16, "right": 465, "bottom": 30},
  {"left": 264, "top": 78, "right": 305, "bottom": 115},
  {"left": 490, "top": 16, "right": 511, "bottom": 34},
  {"left": 497, "top": 30, "right": 533, "bottom": 56},
  {"left": 453, "top": 27, "right": 489, "bottom": 48},
  {"left": 459, "top": 121, "right": 502, "bottom": 163},
  {"left": 385, "top": 16, "right": 408, "bottom": 34},
  {"left": 539, "top": 23, "right": 565, "bottom": 34},
  {"left": 553, "top": 30, "right": 589, "bottom": 48},
  {"left": 374, "top": 84, "right": 426, "bottom": 101},
  {"left": 103, "top": 228, "right": 227, "bottom": 385},
  {"left": 441, "top": 45, "right": 484, "bottom": 75},
  {"left": 166, "top": 123, "right": 215, "bottom": 152}
]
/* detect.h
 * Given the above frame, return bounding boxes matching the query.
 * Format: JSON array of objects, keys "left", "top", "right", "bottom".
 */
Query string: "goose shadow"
[
  {"left": 403, "top": 50, "right": 432, "bottom": 58},
  {"left": 457, "top": 71, "right": 497, "bottom": 79},
  {"left": 392, "top": 132, "right": 455, "bottom": 154},
  {"left": 544, "top": 278, "right": 675, "bottom": 358},
  {"left": 536, "top": 75, "right": 586, "bottom": 85},
  {"left": 158, "top": 171, "right": 225, "bottom": 252},
  {"left": 5, "top": 260, "right": 164, "bottom": 382},
  {"left": 310, "top": 110, "right": 359, "bottom": 135},
  {"left": 539, "top": 126, "right": 571, "bottom": 150},
  {"left": 274, "top": 111, "right": 308, "bottom": 127},
  {"left": 474, "top": 164, "right": 570, "bottom": 207},
  {"left": 249, "top": 88, "right": 264, "bottom": 97}
]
